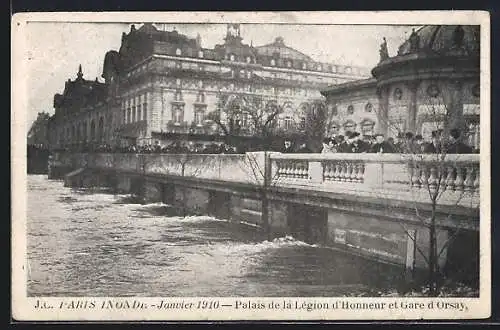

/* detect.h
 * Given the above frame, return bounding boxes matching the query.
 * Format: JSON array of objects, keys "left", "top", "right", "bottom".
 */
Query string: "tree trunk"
[{"left": 428, "top": 202, "right": 438, "bottom": 296}]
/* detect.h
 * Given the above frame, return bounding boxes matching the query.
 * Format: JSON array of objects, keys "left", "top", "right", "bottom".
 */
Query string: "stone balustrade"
[
  {"left": 52, "top": 152, "right": 480, "bottom": 209},
  {"left": 269, "top": 153, "right": 480, "bottom": 208}
]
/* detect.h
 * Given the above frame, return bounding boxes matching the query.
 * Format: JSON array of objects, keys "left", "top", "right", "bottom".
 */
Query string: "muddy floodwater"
[{"left": 27, "top": 175, "right": 404, "bottom": 297}]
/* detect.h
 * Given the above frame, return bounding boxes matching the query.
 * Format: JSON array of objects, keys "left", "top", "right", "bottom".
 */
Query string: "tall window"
[
  {"left": 240, "top": 111, "right": 249, "bottom": 128},
  {"left": 132, "top": 105, "right": 136, "bottom": 122},
  {"left": 127, "top": 108, "right": 131, "bottom": 123},
  {"left": 172, "top": 105, "right": 184, "bottom": 124},
  {"left": 194, "top": 109, "right": 205, "bottom": 126},
  {"left": 176, "top": 48, "right": 182, "bottom": 56},
  {"left": 174, "top": 90, "right": 183, "bottom": 101},
  {"left": 123, "top": 109, "right": 126, "bottom": 124},
  {"left": 197, "top": 92, "right": 205, "bottom": 103},
  {"left": 284, "top": 116, "right": 293, "bottom": 130},
  {"left": 198, "top": 50, "right": 204, "bottom": 58},
  {"left": 137, "top": 103, "right": 142, "bottom": 121},
  {"left": 270, "top": 59, "right": 276, "bottom": 66},
  {"left": 143, "top": 100, "right": 147, "bottom": 121}
]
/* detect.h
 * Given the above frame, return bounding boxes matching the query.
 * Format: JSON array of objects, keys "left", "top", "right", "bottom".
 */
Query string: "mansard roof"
[
  {"left": 54, "top": 66, "right": 107, "bottom": 111},
  {"left": 254, "top": 37, "right": 313, "bottom": 62}
]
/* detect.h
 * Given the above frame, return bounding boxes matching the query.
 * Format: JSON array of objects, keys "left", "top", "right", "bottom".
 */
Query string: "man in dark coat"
[
  {"left": 281, "top": 139, "right": 294, "bottom": 153},
  {"left": 423, "top": 130, "right": 442, "bottom": 154},
  {"left": 370, "top": 133, "right": 395, "bottom": 153},
  {"left": 347, "top": 132, "right": 369, "bottom": 153},
  {"left": 446, "top": 128, "right": 473, "bottom": 154},
  {"left": 335, "top": 135, "right": 349, "bottom": 153}
]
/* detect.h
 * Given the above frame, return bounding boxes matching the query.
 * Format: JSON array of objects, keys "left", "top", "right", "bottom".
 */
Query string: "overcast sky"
[{"left": 23, "top": 22, "right": 418, "bottom": 127}]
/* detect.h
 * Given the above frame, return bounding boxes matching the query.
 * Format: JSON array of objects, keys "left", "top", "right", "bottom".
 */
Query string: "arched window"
[
  {"left": 365, "top": 102, "right": 373, "bottom": 112},
  {"left": 347, "top": 104, "right": 354, "bottom": 115},
  {"left": 175, "top": 48, "right": 182, "bottom": 56}
]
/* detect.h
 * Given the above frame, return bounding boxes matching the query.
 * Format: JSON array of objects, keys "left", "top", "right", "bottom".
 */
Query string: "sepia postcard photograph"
[{"left": 11, "top": 10, "right": 491, "bottom": 321}]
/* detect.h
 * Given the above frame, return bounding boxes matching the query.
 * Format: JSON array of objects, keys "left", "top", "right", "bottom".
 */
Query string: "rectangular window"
[
  {"left": 284, "top": 116, "right": 293, "bottom": 130},
  {"left": 194, "top": 110, "right": 205, "bottom": 126},
  {"left": 172, "top": 106, "right": 184, "bottom": 124}
]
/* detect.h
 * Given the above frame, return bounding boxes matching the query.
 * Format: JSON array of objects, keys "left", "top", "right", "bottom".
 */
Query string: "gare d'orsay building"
[
  {"left": 321, "top": 25, "right": 480, "bottom": 150},
  {"left": 48, "top": 23, "right": 371, "bottom": 149}
]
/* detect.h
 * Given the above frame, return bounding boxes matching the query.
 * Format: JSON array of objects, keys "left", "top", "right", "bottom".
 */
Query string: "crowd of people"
[
  {"left": 52, "top": 128, "right": 477, "bottom": 155},
  {"left": 314, "top": 129, "right": 477, "bottom": 155},
  {"left": 53, "top": 141, "right": 241, "bottom": 154}
]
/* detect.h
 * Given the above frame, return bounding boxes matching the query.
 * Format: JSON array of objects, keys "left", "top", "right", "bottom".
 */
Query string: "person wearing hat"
[
  {"left": 413, "top": 134, "right": 426, "bottom": 153},
  {"left": 348, "top": 132, "right": 369, "bottom": 153},
  {"left": 321, "top": 137, "right": 337, "bottom": 153},
  {"left": 281, "top": 138, "right": 295, "bottom": 153},
  {"left": 423, "top": 130, "right": 442, "bottom": 153},
  {"left": 335, "top": 135, "right": 349, "bottom": 153},
  {"left": 391, "top": 132, "right": 404, "bottom": 153},
  {"left": 446, "top": 128, "right": 473, "bottom": 154},
  {"left": 370, "top": 133, "right": 395, "bottom": 153}
]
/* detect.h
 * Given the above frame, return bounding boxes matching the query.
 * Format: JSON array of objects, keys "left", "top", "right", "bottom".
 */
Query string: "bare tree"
[
  {"left": 206, "top": 93, "right": 283, "bottom": 150},
  {"left": 373, "top": 78, "right": 479, "bottom": 296}
]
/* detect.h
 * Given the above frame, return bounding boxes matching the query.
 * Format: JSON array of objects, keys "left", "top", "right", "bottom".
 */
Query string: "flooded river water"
[{"left": 27, "top": 175, "right": 403, "bottom": 297}]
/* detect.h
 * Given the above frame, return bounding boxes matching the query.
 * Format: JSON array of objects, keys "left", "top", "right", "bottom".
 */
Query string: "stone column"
[
  {"left": 376, "top": 85, "right": 389, "bottom": 136},
  {"left": 407, "top": 80, "right": 420, "bottom": 133},
  {"left": 448, "top": 80, "right": 464, "bottom": 131}
]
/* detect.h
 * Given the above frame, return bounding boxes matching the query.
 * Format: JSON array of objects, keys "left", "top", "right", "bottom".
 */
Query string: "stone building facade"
[
  {"left": 49, "top": 23, "right": 370, "bottom": 149},
  {"left": 321, "top": 25, "right": 480, "bottom": 150}
]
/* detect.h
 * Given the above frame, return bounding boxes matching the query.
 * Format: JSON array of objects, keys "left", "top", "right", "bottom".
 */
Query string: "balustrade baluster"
[
  {"left": 419, "top": 164, "right": 428, "bottom": 190},
  {"left": 350, "top": 163, "right": 358, "bottom": 182},
  {"left": 295, "top": 162, "right": 302, "bottom": 179},
  {"left": 445, "top": 165, "right": 456, "bottom": 191},
  {"left": 454, "top": 166, "right": 465, "bottom": 192},
  {"left": 411, "top": 164, "right": 421, "bottom": 188},
  {"left": 428, "top": 165, "right": 438, "bottom": 193},
  {"left": 473, "top": 166, "right": 480, "bottom": 193},
  {"left": 356, "top": 163, "right": 365, "bottom": 183},
  {"left": 333, "top": 163, "right": 340, "bottom": 181},
  {"left": 463, "top": 165, "right": 475, "bottom": 193},
  {"left": 324, "top": 162, "right": 332, "bottom": 180},
  {"left": 340, "top": 161, "right": 348, "bottom": 182},
  {"left": 438, "top": 165, "right": 447, "bottom": 191},
  {"left": 302, "top": 162, "right": 309, "bottom": 179}
]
